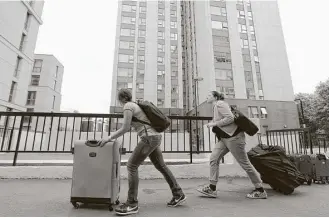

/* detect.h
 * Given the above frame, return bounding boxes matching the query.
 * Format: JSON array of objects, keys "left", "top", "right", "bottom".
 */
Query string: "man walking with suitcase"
[
  {"left": 196, "top": 91, "right": 267, "bottom": 199},
  {"left": 100, "top": 89, "right": 186, "bottom": 216}
]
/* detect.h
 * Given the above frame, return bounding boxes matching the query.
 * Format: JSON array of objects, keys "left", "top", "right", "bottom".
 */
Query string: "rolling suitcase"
[
  {"left": 311, "top": 154, "right": 329, "bottom": 184},
  {"left": 288, "top": 154, "right": 313, "bottom": 185},
  {"left": 70, "top": 140, "right": 121, "bottom": 211}
]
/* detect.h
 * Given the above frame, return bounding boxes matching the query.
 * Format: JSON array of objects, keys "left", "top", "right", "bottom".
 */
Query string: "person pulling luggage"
[
  {"left": 100, "top": 89, "right": 186, "bottom": 216},
  {"left": 196, "top": 91, "right": 267, "bottom": 199}
]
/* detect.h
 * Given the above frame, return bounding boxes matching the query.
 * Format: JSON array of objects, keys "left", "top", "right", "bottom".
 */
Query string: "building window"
[
  {"left": 215, "top": 69, "right": 233, "bottom": 80},
  {"left": 120, "top": 28, "right": 135, "bottom": 36},
  {"left": 250, "top": 25, "right": 255, "bottom": 33},
  {"left": 157, "top": 57, "right": 164, "bottom": 64},
  {"left": 157, "top": 70, "right": 165, "bottom": 77},
  {"left": 14, "top": 57, "right": 22, "bottom": 77},
  {"left": 248, "top": 11, "right": 253, "bottom": 19},
  {"left": 158, "top": 31, "right": 164, "bottom": 39},
  {"left": 237, "top": 10, "right": 245, "bottom": 18},
  {"left": 171, "top": 58, "right": 178, "bottom": 66},
  {"left": 138, "top": 55, "right": 145, "bottom": 63},
  {"left": 121, "top": 16, "right": 136, "bottom": 24},
  {"left": 248, "top": 106, "right": 259, "bottom": 118},
  {"left": 55, "top": 66, "right": 59, "bottom": 78},
  {"left": 158, "top": 8, "right": 164, "bottom": 16},
  {"left": 120, "top": 41, "right": 134, "bottom": 49},
  {"left": 139, "top": 18, "right": 146, "bottom": 26},
  {"left": 157, "top": 99, "right": 164, "bottom": 107},
  {"left": 158, "top": 43, "right": 164, "bottom": 52},
  {"left": 128, "top": 83, "right": 133, "bottom": 89},
  {"left": 118, "top": 68, "right": 133, "bottom": 77},
  {"left": 138, "top": 30, "right": 146, "bottom": 37},
  {"left": 33, "top": 59, "right": 42, "bottom": 73},
  {"left": 158, "top": 20, "right": 165, "bottom": 27},
  {"left": 30, "top": 75, "right": 40, "bottom": 86},
  {"left": 260, "top": 107, "right": 268, "bottom": 119},
  {"left": 211, "top": 21, "right": 228, "bottom": 30},
  {"left": 53, "top": 80, "right": 57, "bottom": 90},
  {"left": 8, "top": 81, "right": 17, "bottom": 102},
  {"left": 122, "top": 5, "right": 136, "bottom": 12},
  {"left": 139, "top": 6, "right": 146, "bottom": 13},
  {"left": 19, "top": 33, "right": 27, "bottom": 51},
  {"left": 215, "top": 53, "right": 231, "bottom": 63},
  {"left": 138, "top": 83, "right": 144, "bottom": 90},
  {"left": 157, "top": 84, "right": 163, "bottom": 90},
  {"left": 254, "top": 56, "right": 259, "bottom": 63},
  {"left": 171, "top": 70, "right": 178, "bottom": 77},
  {"left": 138, "top": 42, "right": 145, "bottom": 50},
  {"left": 170, "top": 33, "right": 178, "bottom": 40},
  {"left": 238, "top": 24, "right": 247, "bottom": 33},
  {"left": 118, "top": 54, "right": 134, "bottom": 63},
  {"left": 210, "top": 6, "right": 227, "bottom": 16},
  {"left": 170, "top": 21, "right": 177, "bottom": 28},
  {"left": 170, "top": 10, "right": 177, "bottom": 17},
  {"left": 26, "top": 91, "right": 37, "bottom": 105},
  {"left": 24, "top": 13, "right": 31, "bottom": 30},
  {"left": 241, "top": 39, "right": 249, "bottom": 48},
  {"left": 171, "top": 99, "right": 177, "bottom": 107},
  {"left": 171, "top": 45, "right": 177, "bottom": 53},
  {"left": 138, "top": 69, "right": 145, "bottom": 76},
  {"left": 171, "top": 86, "right": 178, "bottom": 94},
  {"left": 252, "top": 40, "right": 257, "bottom": 49}
]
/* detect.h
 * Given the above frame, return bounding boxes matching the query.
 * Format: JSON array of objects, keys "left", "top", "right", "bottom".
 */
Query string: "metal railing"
[
  {"left": 266, "top": 128, "right": 329, "bottom": 155},
  {"left": 0, "top": 111, "right": 219, "bottom": 166}
]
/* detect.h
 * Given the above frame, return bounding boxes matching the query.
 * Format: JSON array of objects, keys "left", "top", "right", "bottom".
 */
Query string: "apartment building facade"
[
  {"left": 0, "top": 0, "right": 44, "bottom": 112},
  {"left": 110, "top": 0, "right": 184, "bottom": 114}
]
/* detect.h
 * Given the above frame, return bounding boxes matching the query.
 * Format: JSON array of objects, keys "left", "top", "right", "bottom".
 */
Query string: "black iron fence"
[
  {"left": 266, "top": 128, "right": 329, "bottom": 155},
  {"left": 0, "top": 111, "right": 220, "bottom": 166}
]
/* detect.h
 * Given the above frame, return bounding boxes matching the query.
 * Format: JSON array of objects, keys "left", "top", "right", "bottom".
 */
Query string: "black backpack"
[
  {"left": 132, "top": 100, "right": 171, "bottom": 132},
  {"left": 230, "top": 106, "right": 259, "bottom": 136}
]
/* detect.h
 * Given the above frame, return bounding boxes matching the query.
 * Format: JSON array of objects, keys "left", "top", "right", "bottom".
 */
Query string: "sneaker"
[
  {"left": 167, "top": 194, "right": 187, "bottom": 207},
  {"left": 246, "top": 189, "right": 268, "bottom": 199},
  {"left": 196, "top": 185, "right": 217, "bottom": 198},
  {"left": 115, "top": 203, "right": 138, "bottom": 216}
]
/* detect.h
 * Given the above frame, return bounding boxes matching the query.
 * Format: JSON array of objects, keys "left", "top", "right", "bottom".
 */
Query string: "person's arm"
[
  {"left": 212, "top": 102, "right": 234, "bottom": 127},
  {"left": 109, "top": 109, "right": 133, "bottom": 140}
]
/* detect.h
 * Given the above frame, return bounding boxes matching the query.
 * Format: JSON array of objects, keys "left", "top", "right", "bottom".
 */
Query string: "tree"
[
  {"left": 314, "top": 78, "right": 329, "bottom": 134},
  {"left": 294, "top": 92, "right": 318, "bottom": 132}
]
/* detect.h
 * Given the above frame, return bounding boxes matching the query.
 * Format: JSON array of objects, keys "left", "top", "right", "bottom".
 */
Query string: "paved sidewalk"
[{"left": 1, "top": 178, "right": 329, "bottom": 216}]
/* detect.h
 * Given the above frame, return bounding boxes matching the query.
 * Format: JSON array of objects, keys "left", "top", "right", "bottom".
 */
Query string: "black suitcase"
[{"left": 248, "top": 144, "right": 306, "bottom": 195}]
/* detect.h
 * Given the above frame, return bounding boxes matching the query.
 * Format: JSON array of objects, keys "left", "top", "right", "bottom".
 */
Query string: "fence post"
[
  {"left": 266, "top": 131, "right": 269, "bottom": 145},
  {"left": 13, "top": 116, "right": 24, "bottom": 166},
  {"left": 307, "top": 130, "right": 313, "bottom": 154}
]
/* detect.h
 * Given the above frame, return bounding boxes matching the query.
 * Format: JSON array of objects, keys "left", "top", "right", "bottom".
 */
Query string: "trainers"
[
  {"left": 246, "top": 189, "right": 268, "bottom": 199},
  {"left": 196, "top": 185, "right": 217, "bottom": 198},
  {"left": 115, "top": 203, "right": 138, "bottom": 216},
  {"left": 167, "top": 194, "right": 187, "bottom": 207}
]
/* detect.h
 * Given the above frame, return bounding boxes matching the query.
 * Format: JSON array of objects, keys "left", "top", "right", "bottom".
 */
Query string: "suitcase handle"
[{"left": 85, "top": 140, "right": 101, "bottom": 147}]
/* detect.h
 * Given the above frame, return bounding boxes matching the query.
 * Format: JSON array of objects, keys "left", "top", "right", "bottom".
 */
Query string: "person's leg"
[
  {"left": 148, "top": 143, "right": 186, "bottom": 207},
  {"left": 115, "top": 136, "right": 159, "bottom": 215},
  {"left": 224, "top": 132, "right": 267, "bottom": 199},
  {"left": 197, "top": 140, "right": 229, "bottom": 198}
]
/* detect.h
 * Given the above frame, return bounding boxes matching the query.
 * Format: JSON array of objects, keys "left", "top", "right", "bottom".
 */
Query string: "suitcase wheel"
[
  {"left": 115, "top": 200, "right": 120, "bottom": 205},
  {"left": 283, "top": 189, "right": 294, "bottom": 195},
  {"left": 109, "top": 205, "right": 113, "bottom": 211},
  {"left": 307, "top": 179, "right": 312, "bottom": 185},
  {"left": 72, "top": 202, "right": 80, "bottom": 209}
]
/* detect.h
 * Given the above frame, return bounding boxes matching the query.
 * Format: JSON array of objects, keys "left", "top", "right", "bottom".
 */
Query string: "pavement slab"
[{"left": 1, "top": 178, "right": 329, "bottom": 217}]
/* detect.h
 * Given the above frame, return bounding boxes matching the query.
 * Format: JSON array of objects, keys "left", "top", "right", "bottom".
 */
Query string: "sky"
[{"left": 34, "top": 0, "right": 329, "bottom": 113}]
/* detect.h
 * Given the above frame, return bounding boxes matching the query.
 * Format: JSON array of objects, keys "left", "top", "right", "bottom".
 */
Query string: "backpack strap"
[{"left": 132, "top": 102, "right": 151, "bottom": 143}]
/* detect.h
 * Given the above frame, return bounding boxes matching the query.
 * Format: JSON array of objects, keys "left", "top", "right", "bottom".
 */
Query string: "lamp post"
[
  {"left": 295, "top": 98, "right": 306, "bottom": 128},
  {"left": 193, "top": 77, "right": 203, "bottom": 153}
]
